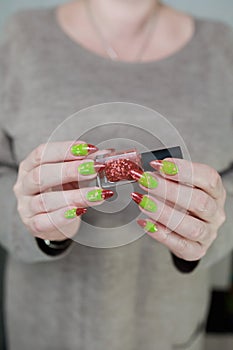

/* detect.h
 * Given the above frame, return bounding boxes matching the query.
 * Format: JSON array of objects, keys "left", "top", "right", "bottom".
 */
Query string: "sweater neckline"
[{"left": 50, "top": 6, "right": 201, "bottom": 69}]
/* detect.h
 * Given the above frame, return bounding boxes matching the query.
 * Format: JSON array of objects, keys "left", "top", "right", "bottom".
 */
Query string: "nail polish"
[
  {"left": 137, "top": 219, "right": 158, "bottom": 233},
  {"left": 76, "top": 208, "right": 87, "bottom": 216},
  {"left": 95, "top": 148, "right": 143, "bottom": 188},
  {"left": 77, "top": 161, "right": 105, "bottom": 176},
  {"left": 71, "top": 143, "right": 98, "bottom": 156},
  {"left": 130, "top": 169, "right": 158, "bottom": 189},
  {"left": 64, "top": 207, "right": 87, "bottom": 218},
  {"left": 131, "top": 192, "right": 157, "bottom": 212},
  {"left": 152, "top": 160, "right": 178, "bottom": 175},
  {"left": 93, "top": 147, "right": 182, "bottom": 189},
  {"left": 86, "top": 189, "right": 114, "bottom": 202},
  {"left": 64, "top": 208, "right": 77, "bottom": 219}
]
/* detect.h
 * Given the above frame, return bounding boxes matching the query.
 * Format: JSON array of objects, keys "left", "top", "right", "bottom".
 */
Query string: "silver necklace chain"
[{"left": 84, "top": 0, "right": 161, "bottom": 62}]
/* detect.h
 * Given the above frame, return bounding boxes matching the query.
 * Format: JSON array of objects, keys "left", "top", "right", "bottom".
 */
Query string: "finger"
[
  {"left": 150, "top": 158, "right": 224, "bottom": 199},
  {"left": 87, "top": 148, "right": 116, "bottom": 160},
  {"left": 35, "top": 227, "right": 70, "bottom": 241},
  {"left": 22, "top": 159, "right": 105, "bottom": 195},
  {"left": 131, "top": 170, "right": 218, "bottom": 222},
  {"left": 131, "top": 192, "right": 212, "bottom": 244},
  {"left": 25, "top": 206, "right": 84, "bottom": 239},
  {"left": 20, "top": 141, "right": 98, "bottom": 172},
  {"left": 24, "top": 187, "right": 114, "bottom": 217},
  {"left": 137, "top": 219, "right": 204, "bottom": 261}
]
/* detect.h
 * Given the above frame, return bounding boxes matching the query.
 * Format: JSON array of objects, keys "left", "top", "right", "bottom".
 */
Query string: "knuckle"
[
  {"left": 34, "top": 144, "right": 46, "bottom": 164},
  {"left": 177, "top": 238, "right": 189, "bottom": 253},
  {"left": 190, "top": 221, "right": 206, "bottom": 241},
  {"left": 13, "top": 183, "right": 20, "bottom": 195},
  {"left": 31, "top": 217, "right": 43, "bottom": 234},
  {"left": 218, "top": 210, "right": 226, "bottom": 226},
  {"left": 222, "top": 186, "right": 227, "bottom": 202},
  {"left": 209, "top": 169, "right": 221, "bottom": 190},
  {"left": 197, "top": 191, "right": 216, "bottom": 215},
  {"left": 30, "top": 194, "right": 45, "bottom": 214},
  {"left": 18, "top": 160, "right": 26, "bottom": 173},
  {"left": 21, "top": 216, "right": 30, "bottom": 227},
  {"left": 31, "top": 167, "right": 41, "bottom": 187},
  {"left": 16, "top": 202, "right": 24, "bottom": 214},
  {"left": 211, "top": 230, "right": 218, "bottom": 242},
  {"left": 198, "top": 245, "right": 207, "bottom": 259}
]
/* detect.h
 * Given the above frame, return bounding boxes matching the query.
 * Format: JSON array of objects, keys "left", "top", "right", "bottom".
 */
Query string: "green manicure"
[
  {"left": 145, "top": 221, "right": 158, "bottom": 233},
  {"left": 160, "top": 160, "right": 178, "bottom": 175},
  {"left": 139, "top": 172, "right": 158, "bottom": 189},
  {"left": 71, "top": 143, "right": 89, "bottom": 156},
  {"left": 140, "top": 196, "right": 157, "bottom": 212},
  {"left": 86, "top": 189, "right": 103, "bottom": 202},
  {"left": 64, "top": 208, "right": 77, "bottom": 219},
  {"left": 78, "top": 161, "right": 95, "bottom": 176}
]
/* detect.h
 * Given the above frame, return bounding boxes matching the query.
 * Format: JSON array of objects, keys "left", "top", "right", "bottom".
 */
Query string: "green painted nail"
[
  {"left": 71, "top": 143, "right": 89, "bottom": 156},
  {"left": 140, "top": 196, "right": 157, "bottom": 212},
  {"left": 78, "top": 161, "right": 95, "bottom": 175},
  {"left": 161, "top": 160, "right": 178, "bottom": 175},
  {"left": 145, "top": 221, "right": 158, "bottom": 233},
  {"left": 86, "top": 189, "right": 103, "bottom": 202},
  {"left": 64, "top": 208, "right": 77, "bottom": 219},
  {"left": 139, "top": 172, "right": 158, "bottom": 189}
]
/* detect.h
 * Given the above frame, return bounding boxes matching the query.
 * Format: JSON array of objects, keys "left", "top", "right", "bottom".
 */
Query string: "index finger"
[
  {"left": 20, "top": 141, "right": 98, "bottom": 172},
  {"left": 150, "top": 158, "right": 223, "bottom": 199}
]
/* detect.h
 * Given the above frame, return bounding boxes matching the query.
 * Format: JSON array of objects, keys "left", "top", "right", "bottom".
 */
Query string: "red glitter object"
[{"left": 104, "top": 158, "right": 143, "bottom": 182}]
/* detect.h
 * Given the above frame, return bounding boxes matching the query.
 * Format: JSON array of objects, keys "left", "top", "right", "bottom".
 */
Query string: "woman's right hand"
[{"left": 13, "top": 141, "right": 113, "bottom": 241}]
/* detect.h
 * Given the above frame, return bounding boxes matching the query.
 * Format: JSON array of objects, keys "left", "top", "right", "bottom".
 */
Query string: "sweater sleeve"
[
  {"left": 0, "top": 16, "right": 73, "bottom": 263},
  {"left": 172, "top": 23, "right": 233, "bottom": 273},
  {"left": 197, "top": 24, "right": 233, "bottom": 270}
]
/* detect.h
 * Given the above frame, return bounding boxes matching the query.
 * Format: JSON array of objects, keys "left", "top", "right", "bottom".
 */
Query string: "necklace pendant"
[{"left": 106, "top": 47, "right": 119, "bottom": 60}]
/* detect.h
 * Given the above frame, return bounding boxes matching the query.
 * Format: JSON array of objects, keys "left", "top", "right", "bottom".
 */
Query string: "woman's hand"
[
  {"left": 13, "top": 141, "right": 113, "bottom": 241},
  {"left": 130, "top": 158, "right": 227, "bottom": 261}
]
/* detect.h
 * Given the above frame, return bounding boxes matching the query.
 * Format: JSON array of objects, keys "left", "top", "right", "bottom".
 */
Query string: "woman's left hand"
[{"left": 130, "top": 158, "right": 227, "bottom": 261}]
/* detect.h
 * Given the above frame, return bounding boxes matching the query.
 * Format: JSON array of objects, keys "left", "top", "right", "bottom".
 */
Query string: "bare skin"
[
  {"left": 56, "top": 0, "right": 195, "bottom": 62},
  {"left": 13, "top": 1, "right": 226, "bottom": 260}
]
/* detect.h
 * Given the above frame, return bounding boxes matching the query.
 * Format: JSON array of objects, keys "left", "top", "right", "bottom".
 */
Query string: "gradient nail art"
[
  {"left": 77, "top": 161, "right": 105, "bottom": 176},
  {"left": 64, "top": 207, "right": 87, "bottom": 219},
  {"left": 130, "top": 169, "right": 158, "bottom": 189},
  {"left": 86, "top": 189, "right": 114, "bottom": 202},
  {"left": 70, "top": 143, "right": 98, "bottom": 156},
  {"left": 131, "top": 192, "right": 157, "bottom": 212},
  {"left": 151, "top": 160, "right": 178, "bottom": 175},
  {"left": 137, "top": 219, "right": 158, "bottom": 233}
]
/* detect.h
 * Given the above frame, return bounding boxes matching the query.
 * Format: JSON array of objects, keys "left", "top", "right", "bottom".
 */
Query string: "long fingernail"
[
  {"left": 76, "top": 208, "right": 87, "bottom": 216},
  {"left": 137, "top": 219, "right": 158, "bottom": 233},
  {"left": 64, "top": 207, "right": 87, "bottom": 219},
  {"left": 130, "top": 169, "right": 158, "bottom": 189},
  {"left": 71, "top": 143, "right": 98, "bottom": 156},
  {"left": 86, "top": 189, "right": 114, "bottom": 202},
  {"left": 131, "top": 192, "right": 157, "bottom": 212},
  {"left": 77, "top": 161, "right": 105, "bottom": 176},
  {"left": 150, "top": 160, "right": 178, "bottom": 175}
]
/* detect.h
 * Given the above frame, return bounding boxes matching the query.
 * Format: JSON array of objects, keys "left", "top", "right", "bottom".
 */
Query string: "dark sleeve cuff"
[
  {"left": 171, "top": 253, "right": 200, "bottom": 273},
  {"left": 36, "top": 238, "right": 72, "bottom": 256}
]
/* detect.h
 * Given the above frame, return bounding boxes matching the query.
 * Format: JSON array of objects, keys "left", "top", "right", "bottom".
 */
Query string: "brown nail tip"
[
  {"left": 87, "top": 144, "right": 99, "bottom": 154},
  {"left": 94, "top": 163, "right": 106, "bottom": 172},
  {"left": 129, "top": 168, "right": 144, "bottom": 180},
  {"left": 101, "top": 190, "right": 114, "bottom": 199},
  {"left": 76, "top": 208, "right": 87, "bottom": 216},
  {"left": 137, "top": 219, "right": 147, "bottom": 228},
  {"left": 131, "top": 192, "right": 143, "bottom": 205}
]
